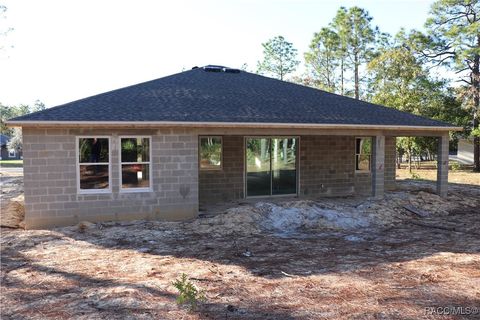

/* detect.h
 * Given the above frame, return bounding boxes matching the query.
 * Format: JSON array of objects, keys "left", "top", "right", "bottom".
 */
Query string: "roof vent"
[
  {"left": 203, "top": 65, "right": 224, "bottom": 72},
  {"left": 203, "top": 65, "right": 241, "bottom": 73}
]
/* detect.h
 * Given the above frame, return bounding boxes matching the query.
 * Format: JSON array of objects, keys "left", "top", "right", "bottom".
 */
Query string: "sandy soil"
[
  {"left": 0, "top": 169, "right": 24, "bottom": 229},
  {"left": 396, "top": 163, "right": 480, "bottom": 186},
  {"left": 1, "top": 170, "right": 480, "bottom": 319}
]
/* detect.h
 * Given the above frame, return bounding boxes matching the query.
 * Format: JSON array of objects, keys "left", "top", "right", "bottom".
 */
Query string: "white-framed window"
[
  {"left": 199, "top": 136, "right": 223, "bottom": 170},
  {"left": 355, "top": 137, "right": 371, "bottom": 172},
  {"left": 8, "top": 149, "right": 16, "bottom": 158},
  {"left": 76, "top": 136, "right": 111, "bottom": 193},
  {"left": 119, "top": 136, "right": 152, "bottom": 192}
]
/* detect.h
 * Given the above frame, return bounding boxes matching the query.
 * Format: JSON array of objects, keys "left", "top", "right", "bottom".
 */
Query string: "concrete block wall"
[
  {"left": 23, "top": 129, "right": 398, "bottom": 227},
  {"left": 300, "top": 136, "right": 357, "bottom": 196},
  {"left": 354, "top": 172, "right": 372, "bottom": 196},
  {"left": 199, "top": 136, "right": 244, "bottom": 205},
  {"left": 300, "top": 136, "right": 396, "bottom": 197},
  {"left": 22, "top": 127, "right": 198, "bottom": 229}
]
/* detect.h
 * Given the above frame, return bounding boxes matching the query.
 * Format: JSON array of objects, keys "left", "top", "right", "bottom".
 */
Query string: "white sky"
[{"left": 0, "top": 0, "right": 434, "bottom": 107}]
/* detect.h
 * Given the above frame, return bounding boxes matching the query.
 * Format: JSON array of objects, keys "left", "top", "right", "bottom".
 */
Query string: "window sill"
[
  {"left": 119, "top": 188, "right": 153, "bottom": 193},
  {"left": 200, "top": 167, "right": 223, "bottom": 171},
  {"left": 78, "top": 189, "right": 112, "bottom": 195}
]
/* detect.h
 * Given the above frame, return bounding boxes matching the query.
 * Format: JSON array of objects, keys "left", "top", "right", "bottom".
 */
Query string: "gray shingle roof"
[{"left": 9, "top": 67, "right": 455, "bottom": 128}]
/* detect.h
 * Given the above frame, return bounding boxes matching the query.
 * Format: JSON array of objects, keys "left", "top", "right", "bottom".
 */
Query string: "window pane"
[
  {"left": 356, "top": 155, "right": 370, "bottom": 171},
  {"left": 121, "top": 138, "right": 150, "bottom": 163},
  {"left": 122, "top": 164, "right": 150, "bottom": 188},
  {"left": 272, "top": 138, "right": 297, "bottom": 195},
  {"left": 246, "top": 138, "right": 271, "bottom": 196},
  {"left": 356, "top": 138, "right": 361, "bottom": 154},
  {"left": 200, "top": 137, "right": 222, "bottom": 169},
  {"left": 79, "top": 165, "right": 109, "bottom": 189},
  {"left": 357, "top": 138, "right": 371, "bottom": 155},
  {"left": 79, "top": 138, "right": 109, "bottom": 163}
]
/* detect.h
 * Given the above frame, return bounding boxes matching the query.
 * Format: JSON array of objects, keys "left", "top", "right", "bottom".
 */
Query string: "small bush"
[
  {"left": 451, "top": 162, "right": 461, "bottom": 171},
  {"left": 410, "top": 172, "right": 421, "bottom": 180},
  {"left": 172, "top": 273, "right": 205, "bottom": 311}
]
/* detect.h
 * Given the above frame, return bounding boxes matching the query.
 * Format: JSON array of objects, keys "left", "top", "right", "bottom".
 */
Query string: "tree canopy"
[
  {"left": 423, "top": 0, "right": 479, "bottom": 170},
  {"left": 304, "top": 28, "right": 340, "bottom": 92},
  {"left": 332, "top": 6, "right": 379, "bottom": 99},
  {"left": 257, "top": 36, "right": 300, "bottom": 80},
  {"left": 287, "top": 1, "right": 479, "bottom": 170},
  {"left": 1, "top": 100, "right": 45, "bottom": 136}
]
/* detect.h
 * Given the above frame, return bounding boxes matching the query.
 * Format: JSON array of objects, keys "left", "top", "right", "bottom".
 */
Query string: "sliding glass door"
[
  {"left": 246, "top": 137, "right": 297, "bottom": 197},
  {"left": 246, "top": 138, "right": 271, "bottom": 196}
]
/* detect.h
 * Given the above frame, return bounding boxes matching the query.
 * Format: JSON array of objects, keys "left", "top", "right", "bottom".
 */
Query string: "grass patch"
[{"left": 0, "top": 160, "right": 23, "bottom": 168}]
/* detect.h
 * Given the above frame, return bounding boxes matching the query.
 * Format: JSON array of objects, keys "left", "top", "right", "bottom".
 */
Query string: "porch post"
[
  {"left": 372, "top": 135, "right": 385, "bottom": 199},
  {"left": 437, "top": 134, "right": 449, "bottom": 197}
]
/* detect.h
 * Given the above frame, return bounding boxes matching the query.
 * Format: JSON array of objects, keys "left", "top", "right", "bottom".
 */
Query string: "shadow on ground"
[{"left": 2, "top": 180, "right": 480, "bottom": 319}]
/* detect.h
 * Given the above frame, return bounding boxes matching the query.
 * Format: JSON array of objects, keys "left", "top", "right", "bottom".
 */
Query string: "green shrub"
[
  {"left": 451, "top": 161, "right": 461, "bottom": 171},
  {"left": 410, "top": 172, "right": 421, "bottom": 180},
  {"left": 172, "top": 273, "right": 205, "bottom": 311},
  {"left": 471, "top": 126, "right": 480, "bottom": 138}
]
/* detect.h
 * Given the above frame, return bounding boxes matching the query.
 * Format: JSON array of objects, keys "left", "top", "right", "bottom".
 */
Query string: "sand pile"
[
  {"left": 1, "top": 174, "right": 25, "bottom": 229},
  {"left": 256, "top": 201, "right": 373, "bottom": 235},
  {"left": 192, "top": 199, "right": 400, "bottom": 237},
  {"left": 190, "top": 186, "right": 479, "bottom": 237},
  {"left": 0, "top": 194, "right": 25, "bottom": 229}
]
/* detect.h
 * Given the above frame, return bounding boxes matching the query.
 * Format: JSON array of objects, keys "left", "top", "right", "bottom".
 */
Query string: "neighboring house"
[
  {"left": 456, "top": 138, "right": 474, "bottom": 165},
  {"left": 0, "top": 134, "right": 22, "bottom": 160},
  {"left": 8, "top": 65, "right": 461, "bottom": 229}
]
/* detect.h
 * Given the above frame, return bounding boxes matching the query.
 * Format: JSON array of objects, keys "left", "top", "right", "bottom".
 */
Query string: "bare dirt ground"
[{"left": 1, "top": 169, "right": 480, "bottom": 319}]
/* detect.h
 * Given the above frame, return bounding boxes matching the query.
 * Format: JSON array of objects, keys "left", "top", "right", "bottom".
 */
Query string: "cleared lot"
[
  {"left": 1, "top": 169, "right": 479, "bottom": 319},
  {"left": 396, "top": 163, "right": 480, "bottom": 186}
]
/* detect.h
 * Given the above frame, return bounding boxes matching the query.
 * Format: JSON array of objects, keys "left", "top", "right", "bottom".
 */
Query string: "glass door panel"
[
  {"left": 246, "top": 137, "right": 297, "bottom": 197},
  {"left": 272, "top": 138, "right": 297, "bottom": 195},
  {"left": 246, "top": 138, "right": 271, "bottom": 196}
]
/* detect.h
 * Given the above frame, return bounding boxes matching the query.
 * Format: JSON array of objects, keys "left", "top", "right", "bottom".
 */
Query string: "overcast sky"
[{"left": 0, "top": 0, "right": 434, "bottom": 107}]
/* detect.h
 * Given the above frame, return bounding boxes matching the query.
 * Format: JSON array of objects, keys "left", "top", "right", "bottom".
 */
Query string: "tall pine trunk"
[
  {"left": 340, "top": 58, "right": 345, "bottom": 95},
  {"left": 473, "top": 34, "right": 480, "bottom": 172},
  {"left": 407, "top": 144, "right": 412, "bottom": 173},
  {"left": 408, "top": 153, "right": 412, "bottom": 173},
  {"left": 354, "top": 52, "right": 359, "bottom": 99}
]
